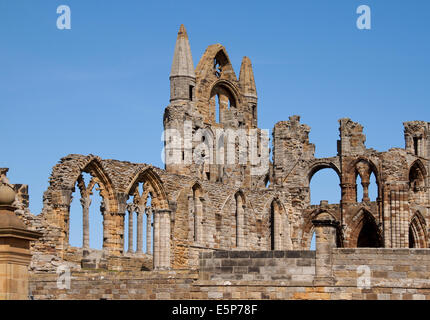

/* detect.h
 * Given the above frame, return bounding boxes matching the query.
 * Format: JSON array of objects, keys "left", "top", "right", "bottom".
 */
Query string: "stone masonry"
[{"left": 1, "top": 25, "right": 430, "bottom": 300}]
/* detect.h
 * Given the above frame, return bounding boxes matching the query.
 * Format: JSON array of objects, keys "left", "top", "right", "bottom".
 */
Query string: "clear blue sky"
[{"left": 1, "top": 0, "right": 429, "bottom": 249}]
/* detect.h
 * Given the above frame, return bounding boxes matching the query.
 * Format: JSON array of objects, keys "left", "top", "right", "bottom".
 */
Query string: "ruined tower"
[{"left": 164, "top": 25, "right": 268, "bottom": 189}]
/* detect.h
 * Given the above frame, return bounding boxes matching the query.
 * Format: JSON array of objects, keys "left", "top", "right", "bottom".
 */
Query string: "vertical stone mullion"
[
  {"left": 146, "top": 211, "right": 152, "bottom": 254},
  {"left": 127, "top": 206, "right": 134, "bottom": 253},
  {"left": 137, "top": 209, "right": 143, "bottom": 253},
  {"left": 80, "top": 196, "right": 91, "bottom": 249}
]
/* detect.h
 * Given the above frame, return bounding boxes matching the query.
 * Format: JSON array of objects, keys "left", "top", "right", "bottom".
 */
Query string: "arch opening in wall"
[
  {"left": 409, "top": 160, "right": 427, "bottom": 204},
  {"left": 124, "top": 168, "right": 168, "bottom": 255},
  {"left": 350, "top": 159, "right": 380, "bottom": 203},
  {"left": 210, "top": 83, "right": 237, "bottom": 124},
  {"left": 356, "top": 212, "right": 382, "bottom": 248},
  {"left": 269, "top": 198, "right": 291, "bottom": 250},
  {"left": 310, "top": 231, "right": 316, "bottom": 251},
  {"left": 69, "top": 172, "right": 104, "bottom": 250},
  {"left": 234, "top": 191, "right": 246, "bottom": 248},
  {"left": 125, "top": 183, "right": 154, "bottom": 255},
  {"left": 356, "top": 171, "right": 378, "bottom": 202},
  {"left": 308, "top": 166, "right": 341, "bottom": 205},
  {"left": 192, "top": 184, "right": 204, "bottom": 244},
  {"left": 409, "top": 212, "right": 427, "bottom": 248}
]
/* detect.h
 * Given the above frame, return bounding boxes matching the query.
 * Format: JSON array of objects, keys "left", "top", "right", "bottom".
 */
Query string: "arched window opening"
[
  {"left": 409, "top": 213, "right": 427, "bottom": 248},
  {"left": 192, "top": 185, "right": 204, "bottom": 244},
  {"left": 125, "top": 182, "right": 154, "bottom": 255},
  {"left": 210, "top": 84, "right": 236, "bottom": 124},
  {"left": 215, "top": 95, "right": 220, "bottom": 123},
  {"left": 409, "top": 225, "right": 416, "bottom": 248},
  {"left": 409, "top": 161, "right": 426, "bottom": 204},
  {"left": 309, "top": 168, "right": 341, "bottom": 205},
  {"left": 270, "top": 201, "right": 275, "bottom": 250},
  {"left": 235, "top": 192, "right": 245, "bottom": 248},
  {"left": 270, "top": 200, "right": 283, "bottom": 250},
  {"left": 357, "top": 214, "right": 382, "bottom": 248},
  {"left": 310, "top": 231, "right": 316, "bottom": 251},
  {"left": 264, "top": 175, "right": 270, "bottom": 188},
  {"left": 368, "top": 172, "right": 377, "bottom": 201},
  {"left": 69, "top": 172, "right": 104, "bottom": 250},
  {"left": 354, "top": 161, "right": 379, "bottom": 203},
  {"left": 356, "top": 174, "right": 363, "bottom": 203}
]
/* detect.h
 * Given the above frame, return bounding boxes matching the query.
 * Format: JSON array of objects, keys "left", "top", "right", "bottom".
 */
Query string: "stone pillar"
[
  {"left": 312, "top": 213, "right": 339, "bottom": 286},
  {"left": 102, "top": 212, "right": 125, "bottom": 256},
  {"left": 0, "top": 182, "right": 40, "bottom": 300},
  {"left": 153, "top": 209, "right": 171, "bottom": 270},
  {"left": 361, "top": 181, "right": 370, "bottom": 202},
  {"left": 136, "top": 206, "right": 143, "bottom": 254},
  {"left": 127, "top": 204, "right": 134, "bottom": 253},
  {"left": 146, "top": 209, "right": 152, "bottom": 254},
  {"left": 80, "top": 196, "right": 91, "bottom": 249},
  {"left": 341, "top": 183, "right": 356, "bottom": 203},
  {"left": 153, "top": 209, "right": 160, "bottom": 267}
]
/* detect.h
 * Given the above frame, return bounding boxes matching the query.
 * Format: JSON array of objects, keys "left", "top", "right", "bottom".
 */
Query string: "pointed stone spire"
[
  {"left": 239, "top": 56, "right": 257, "bottom": 99},
  {"left": 170, "top": 24, "right": 195, "bottom": 78}
]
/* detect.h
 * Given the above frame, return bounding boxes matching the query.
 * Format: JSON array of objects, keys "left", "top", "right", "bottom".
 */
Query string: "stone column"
[
  {"left": 136, "top": 206, "right": 143, "bottom": 254},
  {"left": 0, "top": 183, "right": 41, "bottom": 300},
  {"left": 361, "top": 181, "right": 370, "bottom": 202},
  {"left": 312, "top": 213, "right": 339, "bottom": 286},
  {"left": 341, "top": 183, "right": 356, "bottom": 203},
  {"left": 127, "top": 204, "right": 134, "bottom": 253},
  {"left": 146, "top": 208, "right": 152, "bottom": 254},
  {"left": 80, "top": 196, "right": 91, "bottom": 249},
  {"left": 153, "top": 209, "right": 171, "bottom": 270}
]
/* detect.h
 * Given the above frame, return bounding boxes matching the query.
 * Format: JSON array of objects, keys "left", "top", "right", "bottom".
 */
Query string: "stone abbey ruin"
[{"left": 1, "top": 25, "right": 430, "bottom": 300}]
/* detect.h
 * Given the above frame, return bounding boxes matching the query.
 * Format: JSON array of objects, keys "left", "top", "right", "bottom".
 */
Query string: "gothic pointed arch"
[
  {"left": 268, "top": 197, "right": 292, "bottom": 250},
  {"left": 349, "top": 208, "right": 382, "bottom": 248},
  {"left": 125, "top": 167, "right": 169, "bottom": 210},
  {"left": 409, "top": 211, "right": 428, "bottom": 248}
]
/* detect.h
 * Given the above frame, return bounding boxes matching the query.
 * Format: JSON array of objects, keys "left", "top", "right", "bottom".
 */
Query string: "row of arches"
[
  {"left": 307, "top": 209, "right": 428, "bottom": 249},
  {"left": 188, "top": 183, "right": 292, "bottom": 250},
  {"left": 309, "top": 158, "right": 427, "bottom": 205},
  {"left": 53, "top": 158, "right": 169, "bottom": 253}
]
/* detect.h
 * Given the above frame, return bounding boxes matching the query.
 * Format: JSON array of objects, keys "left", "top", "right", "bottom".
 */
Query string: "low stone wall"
[
  {"left": 199, "top": 250, "right": 315, "bottom": 283},
  {"left": 332, "top": 248, "right": 430, "bottom": 291},
  {"left": 29, "top": 270, "right": 198, "bottom": 300},
  {"left": 28, "top": 248, "right": 430, "bottom": 300}
]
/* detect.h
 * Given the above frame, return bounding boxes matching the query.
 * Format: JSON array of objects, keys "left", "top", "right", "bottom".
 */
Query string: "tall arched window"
[
  {"left": 357, "top": 212, "right": 382, "bottom": 248},
  {"left": 125, "top": 182, "right": 154, "bottom": 255},
  {"left": 69, "top": 172, "right": 104, "bottom": 249},
  {"left": 235, "top": 192, "right": 245, "bottom": 248},
  {"left": 309, "top": 167, "right": 341, "bottom": 205},
  {"left": 355, "top": 160, "right": 378, "bottom": 203},
  {"left": 192, "top": 184, "right": 204, "bottom": 244},
  {"left": 270, "top": 200, "right": 283, "bottom": 250},
  {"left": 409, "top": 161, "right": 427, "bottom": 204},
  {"left": 210, "top": 84, "right": 236, "bottom": 125},
  {"left": 409, "top": 212, "right": 427, "bottom": 248}
]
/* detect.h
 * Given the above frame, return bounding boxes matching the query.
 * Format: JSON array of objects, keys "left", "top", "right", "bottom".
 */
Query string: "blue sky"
[{"left": 1, "top": 0, "right": 429, "bottom": 249}]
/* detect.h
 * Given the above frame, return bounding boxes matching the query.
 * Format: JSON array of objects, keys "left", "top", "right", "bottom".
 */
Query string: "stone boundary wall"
[
  {"left": 199, "top": 250, "right": 315, "bottom": 283},
  {"left": 332, "top": 248, "right": 430, "bottom": 290},
  {"left": 28, "top": 248, "right": 430, "bottom": 300}
]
